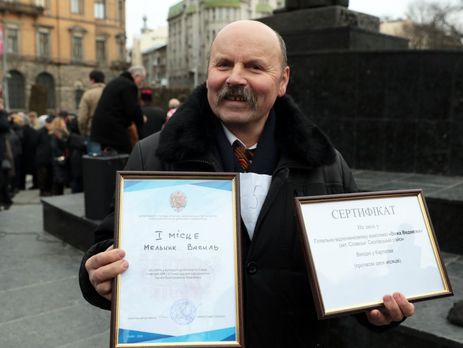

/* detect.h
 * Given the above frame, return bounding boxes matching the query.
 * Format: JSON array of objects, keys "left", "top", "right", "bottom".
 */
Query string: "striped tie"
[{"left": 233, "top": 140, "right": 255, "bottom": 172}]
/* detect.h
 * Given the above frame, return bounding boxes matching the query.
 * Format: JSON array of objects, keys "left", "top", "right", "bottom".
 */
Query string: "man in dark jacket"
[
  {"left": 139, "top": 88, "right": 165, "bottom": 139},
  {"left": 79, "top": 20, "right": 414, "bottom": 347},
  {"left": 90, "top": 66, "right": 145, "bottom": 154}
]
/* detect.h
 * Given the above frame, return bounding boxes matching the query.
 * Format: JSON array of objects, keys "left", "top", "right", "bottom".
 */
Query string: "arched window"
[
  {"left": 8, "top": 70, "right": 25, "bottom": 109},
  {"left": 35, "top": 72, "right": 55, "bottom": 109}
]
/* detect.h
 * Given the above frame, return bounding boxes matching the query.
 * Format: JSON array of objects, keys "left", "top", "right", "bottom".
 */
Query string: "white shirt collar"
[{"left": 221, "top": 123, "right": 257, "bottom": 150}]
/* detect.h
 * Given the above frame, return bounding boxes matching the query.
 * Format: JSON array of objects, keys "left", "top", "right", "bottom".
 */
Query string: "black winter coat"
[
  {"left": 79, "top": 85, "right": 379, "bottom": 348},
  {"left": 21, "top": 125, "right": 38, "bottom": 174},
  {"left": 35, "top": 127, "right": 53, "bottom": 167},
  {"left": 90, "top": 72, "right": 143, "bottom": 154},
  {"left": 0, "top": 111, "right": 9, "bottom": 162},
  {"left": 140, "top": 105, "right": 166, "bottom": 139}
]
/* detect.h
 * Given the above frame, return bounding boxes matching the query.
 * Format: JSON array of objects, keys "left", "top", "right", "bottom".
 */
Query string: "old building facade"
[
  {"left": 0, "top": 0, "right": 127, "bottom": 113},
  {"left": 167, "top": 0, "right": 284, "bottom": 89},
  {"left": 142, "top": 43, "right": 167, "bottom": 88}
]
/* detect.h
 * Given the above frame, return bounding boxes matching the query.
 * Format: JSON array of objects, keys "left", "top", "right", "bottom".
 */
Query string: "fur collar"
[{"left": 157, "top": 84, "right": 336, "bottom": 167}]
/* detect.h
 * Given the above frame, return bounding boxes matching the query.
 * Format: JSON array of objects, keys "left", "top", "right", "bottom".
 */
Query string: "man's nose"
[{"left": 226, "top": 65, "right": 246, "bottom": 86}]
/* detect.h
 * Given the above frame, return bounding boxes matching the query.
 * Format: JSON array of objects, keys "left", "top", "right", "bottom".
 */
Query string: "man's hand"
[
  {"left": 85, "top": 245, "right": 129, "bottom": 301},
  {"left": 366, "top": 292, "right": 415, "bottom": 326}
]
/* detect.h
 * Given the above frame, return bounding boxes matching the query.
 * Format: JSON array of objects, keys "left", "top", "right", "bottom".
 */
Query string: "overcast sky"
[{"left": 125, "top": 0, "right": 417, "bottom": 47}]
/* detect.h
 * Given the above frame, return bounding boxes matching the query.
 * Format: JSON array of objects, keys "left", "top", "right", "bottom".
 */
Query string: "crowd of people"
[
  {"left": 0, "top": 66, "right": 182, "bottom": 210},
  {"left": 0, "top": 105, "right": 86, "bottom": 208}
]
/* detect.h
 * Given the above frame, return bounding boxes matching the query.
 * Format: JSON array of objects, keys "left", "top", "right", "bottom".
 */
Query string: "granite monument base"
[
  {"left": 42, "top": 193, "right": 99, "bottom": 251},
  {"left": 259, "top": 6, "right": 408, "bottom": 51}
]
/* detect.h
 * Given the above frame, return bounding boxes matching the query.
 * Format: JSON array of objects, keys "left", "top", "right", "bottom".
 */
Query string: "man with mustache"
[{"left": 79, "top": 20, "right": 414, "bottom": 347}]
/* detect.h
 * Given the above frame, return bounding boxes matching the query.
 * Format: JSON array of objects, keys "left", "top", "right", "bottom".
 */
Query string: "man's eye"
[{"left": 216, "top": 62, "right": 231, "bottom": 69}]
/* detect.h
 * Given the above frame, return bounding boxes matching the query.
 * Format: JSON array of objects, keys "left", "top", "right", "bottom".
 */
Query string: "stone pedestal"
[{"left": 259, "top": 6, "right": 408, "bottom": 51}]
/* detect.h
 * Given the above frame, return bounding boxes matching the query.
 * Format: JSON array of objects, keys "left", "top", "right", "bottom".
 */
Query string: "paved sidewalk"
[{"left": 0, "top": 189, "right": 110, "bottom": 348}]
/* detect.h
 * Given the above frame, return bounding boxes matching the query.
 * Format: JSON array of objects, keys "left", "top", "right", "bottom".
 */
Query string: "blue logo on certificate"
[{"left": 170, "top": 298, "right": 197, "bottom": 325}]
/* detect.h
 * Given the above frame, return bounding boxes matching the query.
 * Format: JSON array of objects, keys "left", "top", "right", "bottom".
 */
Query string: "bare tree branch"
[{"left": 405, "top": 0, "right": 463, "bottom": 48}]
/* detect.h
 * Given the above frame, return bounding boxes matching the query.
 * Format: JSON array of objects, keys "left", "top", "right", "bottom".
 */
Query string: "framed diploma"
[
  {"left": 111, "top": 171, "right": 244, "bottom": 348},
  {"left": 295, "top": 190, "right": 453, "bottom": 319}
]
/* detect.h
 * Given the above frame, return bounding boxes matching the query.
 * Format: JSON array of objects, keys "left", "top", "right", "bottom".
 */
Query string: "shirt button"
[{"left": 247, "top": 261, "right": 257, "bottom": 274}]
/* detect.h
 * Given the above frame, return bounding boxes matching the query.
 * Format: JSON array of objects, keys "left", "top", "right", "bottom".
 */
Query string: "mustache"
[{"left": 217, "top": 85, "right": 257, "bottom": 109}]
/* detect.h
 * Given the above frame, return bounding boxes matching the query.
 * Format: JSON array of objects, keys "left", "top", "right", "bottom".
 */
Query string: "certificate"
[
  {"left": 294, "top": 190, "right": 453, "bottom": 319},
  {"left": 111, "top": 172, "right": 244, "bottom": 348}
]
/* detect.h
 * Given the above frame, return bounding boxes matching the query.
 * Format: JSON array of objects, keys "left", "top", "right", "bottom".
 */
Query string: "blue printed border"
[
  {"left": 118, "top": 327, "right": 236, "bottom": 344},
  {"left": 124, "top": 179, "right": 232, "bottom": 193}
]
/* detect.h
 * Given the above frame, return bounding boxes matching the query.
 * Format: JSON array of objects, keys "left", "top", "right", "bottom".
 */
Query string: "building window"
[
  {"left": 117, "top": 0, "right": 124, "bottom": 24},
  {"left": 35, "top": 0, "right": 47, "bottom": 7},
  {"left": 70, "top": 0, "right": 82, "bottom": 14},
  {"left": 37, "top": 29, "right": 50, "bottom": 58},
  {"left": 96, "top": 36, "right": 106, "bottom": 64},
  {"left": 36, "top": 72, "right": 55, "bottom": 109},
  {"left": 72, "top": 35, "right": 83, "bottom": 61},
  {"left": 8, "top": 70, "right": 25, "bottom": 109},
  {"left": 95, "top": 0, "right": 106, "bottom": 19},
  {"left": 6, "top": 27, "right": 19, "bottom": 54}
]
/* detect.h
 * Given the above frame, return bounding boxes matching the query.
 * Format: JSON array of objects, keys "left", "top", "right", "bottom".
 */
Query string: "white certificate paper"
[
  {"left": 112, "top": 173, "right": 242, "bottom": 347},
  {"left": 295, "top": 190, "right": 453, "bottom": 319}
]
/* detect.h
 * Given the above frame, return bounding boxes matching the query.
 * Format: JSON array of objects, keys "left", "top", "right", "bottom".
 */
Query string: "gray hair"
[
  {"left": 275, "top": 31, "right": 288, "bottom": 68},
  {"left": 128, "top": 65, "right": 146, "bottom": 78}
]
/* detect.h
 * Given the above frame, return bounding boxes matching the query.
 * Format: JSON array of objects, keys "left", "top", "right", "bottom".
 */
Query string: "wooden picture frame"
[
  {"left": 295, "top": 190, "right": 453, "bottom": 319},
  {"left": 110, "top": 171, "right": 244, "bottom": 347}
]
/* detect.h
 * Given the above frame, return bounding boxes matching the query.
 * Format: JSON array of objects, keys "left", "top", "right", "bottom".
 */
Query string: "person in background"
[
  {"left": 90, "top": 66, "right": 145, "bottom": 154},
  {"left": 0, "top": 98, "right": 12, "bottom": 210},
  {"left": 50, "top": 117, "right": 69, "bottom": 195},
  {"left": 77, "top": 70, "right": 105, "bottom": 154},
  {"left": 18, "top": 113, "right": 39, "bottom": 190},
  {"left": 139, "top": 88, "right": 165, "bottom": 139},
  {"left": 36, "top": 116, "right": 54, "bottom": 196},
  {"left": 8, "top": 112, "right": 23, "bottom": 194},
  {"left": 62, "top": 111, "right": 86, "bottom": 193},
  {"left": 28, "top": 111, "right": 41, "bottom": 130},
  {"left": 165, "top": 97, "right": 180, "bottom": 124},
  {"left": 37, "top": 115, "right": 49, "bottom": 129}
]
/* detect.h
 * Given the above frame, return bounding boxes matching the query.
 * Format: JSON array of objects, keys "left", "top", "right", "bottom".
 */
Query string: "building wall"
[
  {"left": 0, "top": 0, "right": 127, "bottom": 113},
  {"left": 380, "top": 20, "right": 411, "bottom": 46},
  {"left": 167, "top": 0, "right": 283, "bottom": 89},
  {"left": 142, "top": 44, "right": 167, "bottom": 87},
  {"left": 132, "top": 26, "right": 168, "bottom": 66}
]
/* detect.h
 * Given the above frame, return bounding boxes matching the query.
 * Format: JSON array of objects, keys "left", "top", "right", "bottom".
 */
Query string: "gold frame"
[
  {"left": 111, "top": 171, "right": 244, "bottom": 348},
  {"left": 294, "top": 189, "right": 453, "bottom": 319}
]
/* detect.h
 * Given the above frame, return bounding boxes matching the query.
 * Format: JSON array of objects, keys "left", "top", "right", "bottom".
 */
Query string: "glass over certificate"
[
  {"left": 111, "top": 172, "right": 244, "bottom": 348},
  {"left": 295, "top": 190, "right": 453, "bottom": 319}
]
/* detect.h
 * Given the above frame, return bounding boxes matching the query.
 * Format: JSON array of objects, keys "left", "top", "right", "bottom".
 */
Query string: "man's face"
[
  {"left": 207, "top": 21, "right": 289, "bottom": 134},
  {"left": 133, "top": 74, "right": 145, "bottom": 88}
]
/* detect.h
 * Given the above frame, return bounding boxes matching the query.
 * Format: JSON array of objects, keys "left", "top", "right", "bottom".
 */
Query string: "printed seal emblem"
[
  {"left": 170, "top": 191, "right": 187, "bottom": 212},
  {"left": 170, "top": 299, "right": 197, "bottom": 325}
]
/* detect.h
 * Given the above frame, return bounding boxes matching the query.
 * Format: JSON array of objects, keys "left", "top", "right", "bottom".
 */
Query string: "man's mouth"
[
  {"left": 217, "top": 86, "right": 257, "bottom": 109},
  {"left": 225, "top": 95, "right": 247, "bottom": 102}
]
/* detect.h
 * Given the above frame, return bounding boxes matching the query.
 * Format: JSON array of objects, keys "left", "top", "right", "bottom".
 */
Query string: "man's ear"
[{"left": 278, "top": 66, "right": 290, "bottom": 97}]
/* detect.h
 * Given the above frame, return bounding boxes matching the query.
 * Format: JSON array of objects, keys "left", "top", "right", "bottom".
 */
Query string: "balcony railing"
[{"left": 0, "top": 1, "right": 44, "bottom": 17}]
